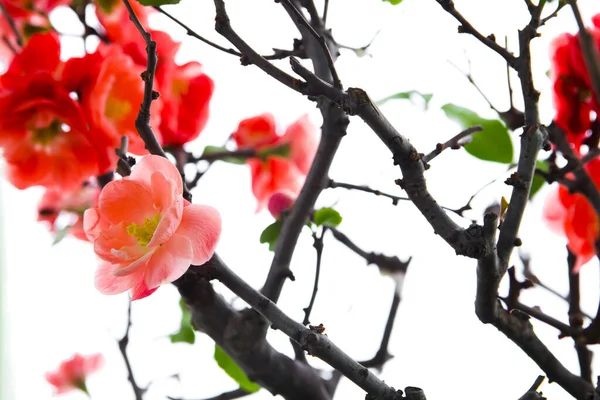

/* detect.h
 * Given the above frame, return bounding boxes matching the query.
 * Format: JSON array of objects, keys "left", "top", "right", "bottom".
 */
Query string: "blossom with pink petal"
[
  {"left": 232, "top": 114, "right": 317, "bottom": 210},
  {"left": 45, "top": 353, "right": 103, "bottom": 395},
  {"left": 268, "top": 191, "right": 296, "bottom": 219},
  {"left": 84, "top": 155, "right": 221, "bottom": 300}
]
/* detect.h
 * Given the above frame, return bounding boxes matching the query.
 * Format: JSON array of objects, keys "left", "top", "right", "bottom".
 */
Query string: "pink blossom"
[
  {"left": 268, "top": 191, "right": 296, "bottom": 219},
  {"left": 84, "top": 155, "right": 221, "bottom": 300},
  {"left": 45, "top": 353, "right": 103, "bottom": 395}
]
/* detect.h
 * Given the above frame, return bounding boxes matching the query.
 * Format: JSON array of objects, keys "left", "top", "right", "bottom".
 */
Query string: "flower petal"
[
  {"left": 98, "top": 179, "right": 155, "bottom": 225},
  {"left": 144, "top": 233, "right": 193, "bottom": 289},
  {"left": 94, "top": 261, "right": 140, "bottom": 295},
  {"left": 176, "top": 204, "right": 222, "bottom": 265},
  {"left": 130, "top": 155, "right": 183, "bottom": 195},
  {"left": 147, "top": 197, "right": 183, "bottom": 248}
]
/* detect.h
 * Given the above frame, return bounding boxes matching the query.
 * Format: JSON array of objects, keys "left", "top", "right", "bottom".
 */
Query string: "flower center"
[
  {"left": 126, "top": 214, "right": 160, "bottom": 247},
  {"left": 105, "top": 96, "right": 132, "bottom": 121},
  {"left": 31, "top": 119, "right": 61, "bottom": 145}
]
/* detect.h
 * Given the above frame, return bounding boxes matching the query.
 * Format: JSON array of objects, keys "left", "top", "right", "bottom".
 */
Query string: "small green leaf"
[
  {"left": 530, "top": 160, "right": 549, "bottom": 199},
  {"left": 52, "top": 226, "right": 70, "bottom": 246},
  {"left": 135, "top": 0, "right": 180, "bottom": 6},
  {"left": 258, "top": 144, "right": 291, "bottom": 159},
  {"left": 382, "top": 0, "right": 403, "bottom": 4},
  {"left": 202, "top": 146, "right": 247, "bottom": 165},
  {"left": 214, "top": 345, "right": 261, "bottom": 393},
  {"left": 441, "top": 104, "right": 513, "bottom": 164},
  {"left": 376, "top": 90, "right": 433, "bottom": 108},
  {"left": 170, "top": 299, "right": 195, "bottom": 344},
  {"left": 313, "top": 208, "right": 342, "bottom": 228},
  {"left": 96, "top": 0, "right": 120, "bottom": 13},
  {"left": 259, "top": 220, "right": 282, "bottom": 251}
]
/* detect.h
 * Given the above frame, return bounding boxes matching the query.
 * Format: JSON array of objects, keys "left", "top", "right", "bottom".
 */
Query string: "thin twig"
[
  {"left": 279, "top": 0, "right": 342, "bottom": 88},
  {"left": 154, "top": 6, "right": 300, "bottom": 60},
  {"left": 423, "top": 125, "right": 482, "bottom": 163},
  {"left": 435, "top": 0, "right": 517, "bottom": 68},
  {"left": 168, "top": 388, "right": 250, "bottom": 400},
  {"left": 567, "top": 249, "right": 593, "bottom": 382},
  {"left": 0, "top": 2, "right": 22, "bottom": 46},
  {"left": 118, "top": 300, "right": 145, "bottom": 400},
  {"left": 322, "top": 0, "right": 330, "bottom": 24},
  {"left": 303, "top": 230, "right": 325, "bottom": 325},
  {"left": 328, "top": 227, "right": 411, "bottom": 276},
  {"left": 189, "top": 148, "right": 257, "bottom": 163},
  {"left": 204, "top": 255, "right": 408, "bottom": 399},
  {"left": 122, "top": 0, "right": 192, "bottom": 201},
  {"left": 518, "top": 375, "right": 546, "bottom": 400},
  {"left": 360, "top": 284, "right": 402, "bottom": 371}
]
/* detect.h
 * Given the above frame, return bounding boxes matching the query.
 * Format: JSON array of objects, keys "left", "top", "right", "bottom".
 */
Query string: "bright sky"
[{"left": 2, "top": 0, "right": 600, "bottom": 399}]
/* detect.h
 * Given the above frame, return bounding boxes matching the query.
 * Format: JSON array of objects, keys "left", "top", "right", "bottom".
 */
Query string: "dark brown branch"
[
  {"left": 205, "top": 255, "right": 404, "bottom": 399},
  {"left": 168, "top": 388, "right": 250, "bottom": 400},
  {"left": 154, "top": 6, "right": 302, "bottom": 60},
  {"left": 328, "top": 179, "right": 411, "bottom": 206},
  {"left": 475, "top": 213, "right": 594, "bottom": 400},
  {"left": 303, "top": 230, "right": 324, "bottom": 325},
  {"left": 422, "top": 125, "right": 482, "bottom": 163},
  {"left": 328, "top": 227, "right": 411, "bottom": 275},
  {"left": 173, "top": 268, "right": 332, "bottom": 400},
  {"left": 278, "top": 0, "right": 341, "bottom": 88},
  {"left": 567, "top": 249, "right": 593, "bottom": 382},
  {"left": 122, "top": 0, "right": 192, "bottom": 201},
  {"left": 288, "top": 57, "right": 488, "bottom": 258},
  {"left": 118, "top": 300, "right": 145, "bottom": 400},
  {"left": 360, "top": 285, "right": 402, "bottom": 371},
  {"left": 435, "top": 0, "right": 517, "bottom": 67},
  {"left": 257, "top": 0, "right": 349, "bottom": 304},
  {"left": 518, "top": 376, "right": 546, "bottom": 400}
]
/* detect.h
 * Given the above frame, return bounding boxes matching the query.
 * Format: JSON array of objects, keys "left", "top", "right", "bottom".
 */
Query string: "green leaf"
[
  {"left": 382, "top": 0, "right": 404, "bottom": 4},
  {"left": 530, "top": 160, "right": 549, "bottom": 199},
  {"left": 259, "top": 220, "right": 282, "bottom": 251},
  {"left": 52, "top": 226, "right": 70, "bottom": 246},
  {"left": 135, "top": 0, "right": 180, "bottom": 6},
  {"left": 202, "top": 146, "right": 247, "bottom": 165},
  {"left": 170, "top": 299, "right": 195, "bottom": 344},
  {"left": 376, "top": 90, "right": 433, "bottom": 108},
  {"left": 313, "top": 208, "right": 343, "bottom": 228},
  {"left": 441, "top": 104, "right": 513, "bottom": 164},
  {"left": 214, "top": 345, "right": 261, "bottom": 394},
  {"left": 96, "top": 0, "right": 120, "bottom": 13},
  {"left": 258, "top": 144, "right": 291, "bottom": 159}
]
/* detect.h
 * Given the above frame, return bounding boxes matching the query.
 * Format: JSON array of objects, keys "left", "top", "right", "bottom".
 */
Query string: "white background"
[{"left": 2, "top": 0, "right": 600, "bottom": 399}]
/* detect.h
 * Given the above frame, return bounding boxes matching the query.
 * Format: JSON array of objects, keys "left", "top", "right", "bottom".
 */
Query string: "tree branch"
[
  {"left": 204, "top": 254, "right": 406, "bottom": 399},
  {"left": 118, "top": 300, "right": 145, "bottom": 400},
  {"left": 303, "top": 230, "right": 324, "bottom": 325},
  {"left": 422, "top": 125, "right": 482, "bottom": 163}
]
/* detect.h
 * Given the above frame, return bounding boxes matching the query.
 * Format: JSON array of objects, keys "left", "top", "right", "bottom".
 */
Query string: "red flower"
[
  {"left": 63, "top": 44, "right": 163, "bottom": 160},
  {"left": 152, "top": 31, "right": 214, "bottom": 146},
  {"left": 0, "top": 0, "right": 68, "bottom": 64},
  {"left": 0, "top": 34, "right": 106, "bottom": 190},
  {"left": 543, "top": 158, "right": 600, "bottom": 272},
  {"left": 268, "top": 191, "right": 296, "bottom": 219},
  {"left": 45, "top": 353, "right": 103, "bottom": 395},
  {"left": 232, "top": 114, "right": 317, "bottom": 209},
  {"left": 38, "top": 181, "right": 100, "bottom": 242},
  {"left": 108, "top": 29, "right": 214, "bottom": 146},
  {"left": 549, "top": 13, "right": 600, "bottom": 143}
]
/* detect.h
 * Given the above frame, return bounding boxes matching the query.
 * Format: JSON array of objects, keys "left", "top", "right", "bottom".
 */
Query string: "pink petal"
[
  {"left": 130, "top": 155, "right": 183, "bottom": 195},
  {"left": 150, "top": 170, "right": 178, "bottom": 210},
  {"left": 282, "top": 115, "right": 318, "bottom": 174},
  {"left": 112, "top": 250, "right": 153, "bottom": 277},
  {"left": 83, "top": 207, "right": 103, "bottom": 241},
  {"left": 144, "top": 233, "right": 193, "bottom": 289},
  {"left": 176, "top": 204, "right": 221, "bottom": 265},
  {"left": 98, "top": 179, "right": 155, "bottom": 225},
  {"left": 130, "top": 278, "right": 158, "bottom": 301},
  {"left": 147, "top": 197, "right": 183, "bottom": 248},
  {"left": 94, "top": 261, "right": 140, "bottom": 295}
]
